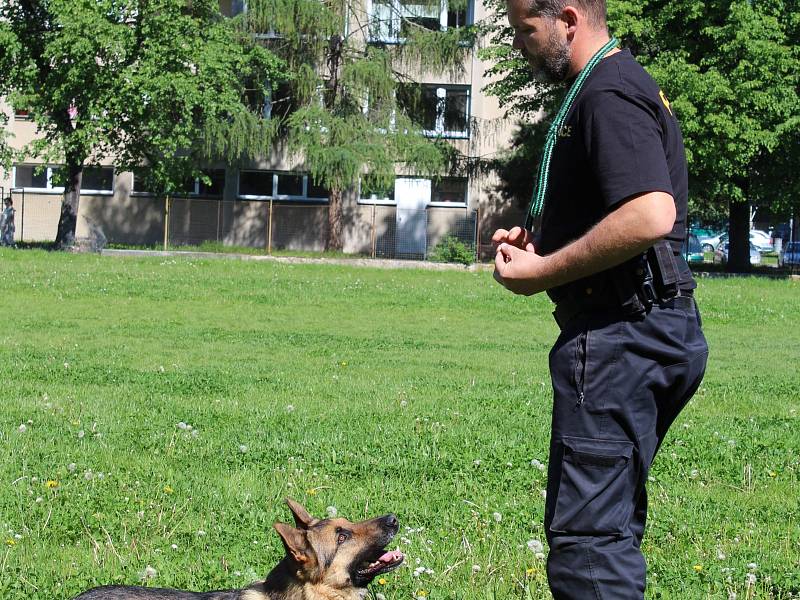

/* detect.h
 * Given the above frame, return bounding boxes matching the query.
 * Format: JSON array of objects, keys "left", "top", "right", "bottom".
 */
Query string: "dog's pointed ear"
[
  {"left": 285, "top": 497, "right": 318, "bottom": 529},
  {"left": 273, "top": 522, "right": 310, "bottom": 564}
]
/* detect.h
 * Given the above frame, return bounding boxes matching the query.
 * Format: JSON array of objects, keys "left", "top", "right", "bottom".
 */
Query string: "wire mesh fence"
[{"left": 7, "top": 190, "right": 481, "bottom": 262}]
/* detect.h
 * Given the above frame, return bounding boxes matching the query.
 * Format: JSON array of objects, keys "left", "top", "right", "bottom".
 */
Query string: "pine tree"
[{"left": 227, "top": 0, "right": 477, "bottom": 250}]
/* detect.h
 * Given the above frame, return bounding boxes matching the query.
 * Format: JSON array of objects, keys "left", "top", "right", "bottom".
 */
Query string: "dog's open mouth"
[{"left": 357, "top": 549, "right": 405, "bottom": 577}]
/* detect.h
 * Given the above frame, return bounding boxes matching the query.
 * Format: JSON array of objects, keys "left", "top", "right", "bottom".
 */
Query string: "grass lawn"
[{"left": 0, "top": 249, "right": 798, "bottom": 599}]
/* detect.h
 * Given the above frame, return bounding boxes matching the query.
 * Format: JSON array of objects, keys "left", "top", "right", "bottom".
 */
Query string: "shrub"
[{"left": 429, "top": 235, "right": 475, "bottom": 265}]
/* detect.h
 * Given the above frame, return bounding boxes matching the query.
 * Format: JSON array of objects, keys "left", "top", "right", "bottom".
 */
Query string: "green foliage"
[
  {"left": 429, "top": 234, "right": 476, "bottom": 264},
  {"left": 233, "top": 0, "right": 477, "bottom": 228},
  {"left": 0, "top": 251, "right": 799, "bottom": 599},
  {"left": 478, "top": 0, "right": 800, "bottom": 224},
  {"left": 0, "top": 0, "right": 284, "bottom": 197}
]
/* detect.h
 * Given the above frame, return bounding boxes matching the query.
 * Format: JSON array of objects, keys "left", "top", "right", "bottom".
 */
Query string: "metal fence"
[{"left": 8, "top": 190, "right": 481, "bottom": 262}]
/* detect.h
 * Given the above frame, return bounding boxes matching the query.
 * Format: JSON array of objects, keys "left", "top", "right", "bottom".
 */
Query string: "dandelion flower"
[
  {"left": 527, "top": 539, "right": 544, "bottom": 554},
  {"left": 377, "top": 578, "right": 387, "bottom": 585},
  {"left": 163, "top": 485, "right": 174, "bottom": 494},
  {"left": 5, "top": 539, "right": 16, "bottom": 546},
  {"left": 45, "top": 480, "right": 59, "bottom": 489},
  {"left": 693, "top": 564, "right": 703, "bottom": 573}
]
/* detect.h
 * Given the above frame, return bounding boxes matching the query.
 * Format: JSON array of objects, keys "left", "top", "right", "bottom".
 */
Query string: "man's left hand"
[{"left": 493, "top": 242, "right": 550, "bottom": 296}]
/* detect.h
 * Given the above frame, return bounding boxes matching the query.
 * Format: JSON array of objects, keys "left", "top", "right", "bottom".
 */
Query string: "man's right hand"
[{"left": 491, "top": 226, "right": 534, "bottom": 252}]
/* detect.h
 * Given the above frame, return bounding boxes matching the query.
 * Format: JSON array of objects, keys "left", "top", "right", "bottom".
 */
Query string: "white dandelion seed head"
[
  {"left": 78, "top": 430, "right": 85, "bottom": 439},
  {"left": 376, "top": 594, "right": 387, "bottom": 600},
  {"left": 18, "top": 424, "right": 27, "bottom": 433},
  {"left": 492, "top": 512, "right": 502, "bottom": 523},
  {"left": 535, "top": 552, "right": 545, "bottom": 560},
  {"left": 197, "top": 530, "right": 206, "bottom": 536},
  {"left": 530, "top": 459, "right": 545, "bottom": 471},
  {"left": 239, "top": 445, "right": 248, "bottom": 453},
  {"left": 747, "top": 562, "right": 758, "bottom": 571},
  {"left": 177, "top": 422, "right": 188, "bottom": 430},
  {"left": 326, "top": 506, "right": 338, "bottom": 518},
  {"left": 472, "top": 564, "right": 481, "bottom": 572},
  {"left": 400, "top": 400, "right": 407, "bottom": 407},
  {"left": 171, "top": 544, "right": 178, "bottom": 550},
  {"left": 68, "top": 463, "right": 77, "bottom": 472},
  {"left": 746, "top": 573, "right": 757, "bottom": 585},
  {"left": 527, "top": 539, "right": 544, "bottom": 554},
  {"left": 285, "top": 405, "right": 295, "bottom": 413},
  {"left": 141, "top": 566, "right": 157, "bottom": 580},
  {"left": 84, "top": 470, "right": 94, "bottom": 480}
]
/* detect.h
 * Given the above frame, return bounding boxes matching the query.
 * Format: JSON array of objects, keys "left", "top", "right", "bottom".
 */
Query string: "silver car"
[{"left": 713, "top": 242, "right": 761, "bottom": 265}]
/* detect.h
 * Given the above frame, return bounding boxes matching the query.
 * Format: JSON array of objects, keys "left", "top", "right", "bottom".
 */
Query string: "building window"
[
  {"left": 397, "top": 84, "right": 470, "bottom": 138},
  {"left": 432, "top": 177, "right": 467, "bottom": 205},
  {"left": 360, "top": 177, "right": 396, "bottom": 202},
  {"left": 369, "top": 0, "right": 473, "bottom": 43},
  {"left": 81, "top": 166, "right": 114, "bottom": 193},
  {"left": 238, "top": 171, "right": 328, "bottom": 200},
  {"left": 12, "top": 165, "right": 66, "bottom": 191},
  {"left": 239, "top": 170, "right": 274, "bottom": 198}
]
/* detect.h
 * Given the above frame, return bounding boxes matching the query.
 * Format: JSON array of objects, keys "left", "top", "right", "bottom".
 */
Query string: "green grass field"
[{"left": 0, "top": 250, "right": 798, "bottom": 599}]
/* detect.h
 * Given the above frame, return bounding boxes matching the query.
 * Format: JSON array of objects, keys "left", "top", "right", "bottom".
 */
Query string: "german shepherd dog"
[{"left": 73, "top": 498, "right": 404, "bottom": 600}]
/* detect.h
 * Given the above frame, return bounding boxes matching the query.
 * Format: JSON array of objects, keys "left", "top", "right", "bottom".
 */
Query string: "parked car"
[
  {"left": 699, "top": 231, "right": 725, "bottom": 252},
  {"left": 716, "top": 231, "right": 774, "bottom": 253},
  {"left": 713, "top": 242, "right": 761, "bottom": 266},
  {"left": 749, "top": 229, "right": 774, "bottom": 252},
  {"left": 683, "top": 233, "right": 705, "bottom": 264},
  {"left": 778, "top": 241, "right": 800, "bottom": 268}
]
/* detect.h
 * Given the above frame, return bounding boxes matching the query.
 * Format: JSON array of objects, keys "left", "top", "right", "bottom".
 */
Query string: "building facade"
[{"left": 0, "top": 0, "right": 524, "bottom": 257}]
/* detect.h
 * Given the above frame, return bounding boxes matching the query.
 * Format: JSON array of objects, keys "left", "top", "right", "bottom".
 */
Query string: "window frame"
[
  {"left": 397, "top": 83, "right": 471, "bottom": 139},
  {"left": 12, "top": 165, "right": 65, "bottom": 193},
  {"left": 367, "top": 0, "right": 474, "bottom": 44},
  {"left": 237, "top": 170, "right": 330, "bottom": 202}
]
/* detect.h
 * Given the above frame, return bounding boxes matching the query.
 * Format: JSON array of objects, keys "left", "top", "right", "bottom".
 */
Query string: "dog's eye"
[{"left": 336, "top": 530, "right": 349, "bottom": 544}]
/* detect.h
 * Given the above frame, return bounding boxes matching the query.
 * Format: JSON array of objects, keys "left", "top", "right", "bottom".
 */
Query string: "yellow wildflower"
[
  {"left": 378, "top": 578, "right": 387, "bottom": 585},
  {"left": 163, "top": 485, "right": 174, "bottom": 494},
  {"left": 693, "top": 564, "right": 703, "bottom": 573},
  {"left": 5, "top": 539, "right": 16, "bottom": 546},
  {"left": 45, "top": 480, "right": 59, "bottom": 489},
  {"left": 306, "top": 489, "right": 318, "bottom": 496}
]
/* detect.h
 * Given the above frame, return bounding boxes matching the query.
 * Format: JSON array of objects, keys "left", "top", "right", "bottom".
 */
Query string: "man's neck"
[{"left": 567, "top": 33, "right": 617, "bottom": 78}]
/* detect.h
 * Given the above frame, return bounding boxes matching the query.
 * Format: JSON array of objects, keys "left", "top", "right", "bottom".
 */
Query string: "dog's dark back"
[{"left": 73, "top": 586, "right": 241, "bottom": 600}]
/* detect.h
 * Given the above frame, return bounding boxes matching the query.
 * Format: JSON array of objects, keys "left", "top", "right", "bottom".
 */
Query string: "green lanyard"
[{"left": 525, "top": 37, "right": 619, "bottom": 231}]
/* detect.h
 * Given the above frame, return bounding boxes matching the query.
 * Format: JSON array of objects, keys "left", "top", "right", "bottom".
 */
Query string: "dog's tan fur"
[{"left": 73, "top": 499, "right": 403, "bottom": 600}]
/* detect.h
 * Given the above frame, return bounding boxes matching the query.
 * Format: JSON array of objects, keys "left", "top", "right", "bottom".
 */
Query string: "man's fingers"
[{"left": 491, "top": 228, "right": 510, "bottom": 244}]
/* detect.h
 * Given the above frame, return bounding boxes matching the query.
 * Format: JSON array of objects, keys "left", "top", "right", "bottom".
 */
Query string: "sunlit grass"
[{"left": 0, "top": 249, "right": 798, "bottom": 599}]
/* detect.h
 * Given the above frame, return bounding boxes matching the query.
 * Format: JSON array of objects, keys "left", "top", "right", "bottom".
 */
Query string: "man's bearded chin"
[{"left": 529, "top": 35, "right": 572, "bottom": 83}]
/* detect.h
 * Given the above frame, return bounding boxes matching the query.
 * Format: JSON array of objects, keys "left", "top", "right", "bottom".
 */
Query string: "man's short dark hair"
[{"left": 527, "top": 0, "right": 607, "bottom": 28}]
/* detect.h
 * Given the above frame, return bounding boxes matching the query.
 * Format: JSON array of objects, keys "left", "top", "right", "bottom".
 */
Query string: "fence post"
[
  {"left": 163, "top": 195, "right": 170, "bottom": 251},
  {"left": 217, "top": 200, "right": 222, "bottom": 243},
  {"left": 20, "top": 190, "right": 25, "bottom": 243},
  {"left": 371, "top": 202, "right": 376, "bottom": 259},
  {"left": 475, "top": 207, "right": 481, "bottom": 263},
  {"left": 267, "top": 198, "right": 274, "bottom": 254}
]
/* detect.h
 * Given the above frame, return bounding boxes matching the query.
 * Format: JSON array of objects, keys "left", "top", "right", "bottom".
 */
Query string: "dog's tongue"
[{"left": 378, "top": 550, "right": 403, "bottom": 563}]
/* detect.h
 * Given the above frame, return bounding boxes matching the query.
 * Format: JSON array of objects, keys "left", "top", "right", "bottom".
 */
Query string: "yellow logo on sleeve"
[{"left": 659, "top": 89, "right": 673, "bottom": 116}]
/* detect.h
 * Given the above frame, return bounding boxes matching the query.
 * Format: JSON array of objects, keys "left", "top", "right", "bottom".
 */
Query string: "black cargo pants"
[{"left": 544, "top": 297, "right": 708, "bottom": 599}]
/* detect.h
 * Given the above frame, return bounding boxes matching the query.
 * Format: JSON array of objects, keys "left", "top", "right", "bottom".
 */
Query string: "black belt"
[{"left": 553, "top": 291, "right": 694, "bottom": 331}]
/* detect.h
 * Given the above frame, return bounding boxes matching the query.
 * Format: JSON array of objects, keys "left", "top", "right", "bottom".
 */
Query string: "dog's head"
[{"left": 273, "top": 498, "right": 405, "bottom": 591}]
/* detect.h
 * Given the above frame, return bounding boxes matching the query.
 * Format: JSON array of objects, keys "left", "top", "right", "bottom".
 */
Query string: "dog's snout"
[{"left": 382, "top": 514, "right": 399, "bottom": 531}]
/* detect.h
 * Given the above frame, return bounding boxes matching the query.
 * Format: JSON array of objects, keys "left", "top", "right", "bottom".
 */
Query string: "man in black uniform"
[{"left": 492, "top": 0, "right": 709, "bottom": 598}]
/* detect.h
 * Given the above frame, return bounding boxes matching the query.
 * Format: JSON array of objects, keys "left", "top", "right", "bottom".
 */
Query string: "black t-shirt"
[{"left": 538, "top": 48, "right": 695, "bottom": 302}]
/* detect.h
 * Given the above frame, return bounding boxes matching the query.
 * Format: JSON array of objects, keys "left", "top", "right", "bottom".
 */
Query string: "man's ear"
[
  {"left": 274, "top": 522, "right": 310, "bottom": 564},
  {"left": 285, "top": 497, "right": 318, "bottom": 529}
]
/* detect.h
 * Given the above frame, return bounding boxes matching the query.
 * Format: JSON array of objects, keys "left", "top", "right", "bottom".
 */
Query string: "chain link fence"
[{"left": 8, "top": 191, "right": 481, "bottom": 262}]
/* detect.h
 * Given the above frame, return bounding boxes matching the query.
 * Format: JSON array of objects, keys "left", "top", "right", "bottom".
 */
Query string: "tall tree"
[
  {"left": 230, "top": 0, "right": 476, "bottom": 250},
  {"left": 0, "top": 0, "right": 281, "bottom": 248},
  {"left": 479, "top": 0, "right": 800, "bottom": 272}
]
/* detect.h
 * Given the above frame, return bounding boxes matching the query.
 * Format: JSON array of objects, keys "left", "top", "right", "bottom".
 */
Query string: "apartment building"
[{"left": 0, "top": 0, "right": 523, "bottom": 256}]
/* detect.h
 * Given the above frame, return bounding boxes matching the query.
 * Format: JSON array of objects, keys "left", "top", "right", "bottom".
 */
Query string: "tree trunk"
[
  {"left": 55, "top": 162, "right": 83, "bottom": 249},
  {"left": 727, "top": 198, "right": 752, "bottom": 273},
  {"left": 327, "top": 187, "right": 343, "bottom": 251}
]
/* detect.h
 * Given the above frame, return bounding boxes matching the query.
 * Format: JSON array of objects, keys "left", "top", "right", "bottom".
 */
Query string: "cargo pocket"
[{"left": 549, "top": 436, "right": 635, "bottom": 536}]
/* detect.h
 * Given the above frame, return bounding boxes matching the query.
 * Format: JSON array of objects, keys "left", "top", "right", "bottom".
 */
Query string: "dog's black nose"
[{"left": 383, "top": 514, "right": 399, "bottom": 531}]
